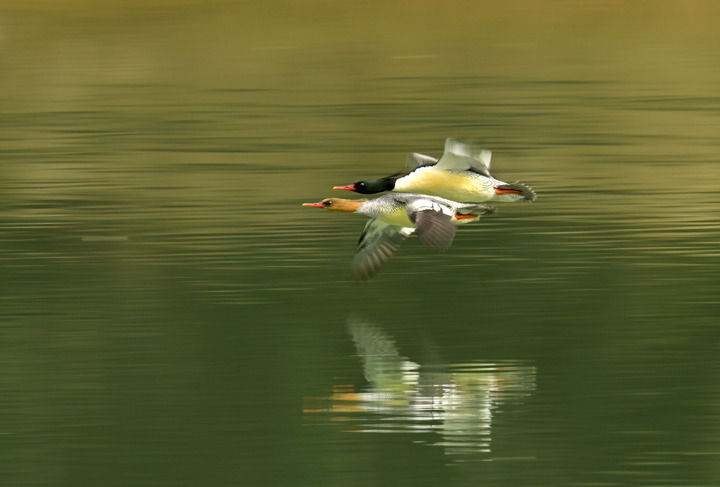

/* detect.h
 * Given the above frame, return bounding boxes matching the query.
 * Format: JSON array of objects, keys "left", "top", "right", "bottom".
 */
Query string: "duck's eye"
[{"left": 323, "top": 200, "right": 333, "bottom": 207}]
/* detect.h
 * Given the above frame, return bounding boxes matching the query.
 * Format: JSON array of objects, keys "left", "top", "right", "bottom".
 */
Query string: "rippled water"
[{"left": 1, "top": 2, "right": 720, "bottom": 486}]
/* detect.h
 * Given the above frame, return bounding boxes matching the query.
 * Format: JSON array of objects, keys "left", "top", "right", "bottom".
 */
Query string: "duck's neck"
[{"left": 330, "top": 199, "right": 367, "bottom": 213}]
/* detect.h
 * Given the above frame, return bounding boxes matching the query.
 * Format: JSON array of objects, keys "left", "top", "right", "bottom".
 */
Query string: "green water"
[{"left": 1, "top": 2, "right": 719, "bottom": 485}]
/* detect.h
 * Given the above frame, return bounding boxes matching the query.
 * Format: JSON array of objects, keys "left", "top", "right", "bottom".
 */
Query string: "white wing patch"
[{"left": 405, "top": 198, "right": 453, "bottom": 218}]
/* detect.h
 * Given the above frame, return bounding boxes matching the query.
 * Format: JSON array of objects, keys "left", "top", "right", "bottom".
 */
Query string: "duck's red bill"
[
  {"left": 302, "top": 202, "right": 324, "bottom": 207},
  {"left": 332, "top": 185, "right": 355, "bottom": 191}
]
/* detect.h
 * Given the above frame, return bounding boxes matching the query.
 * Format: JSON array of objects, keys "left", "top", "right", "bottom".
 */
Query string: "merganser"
[
  {"left": 302, "top": 193, "right": 493, "bottom": 280},
  {"left": 333, "top": 138, "right": 536, "bottom": 203}
]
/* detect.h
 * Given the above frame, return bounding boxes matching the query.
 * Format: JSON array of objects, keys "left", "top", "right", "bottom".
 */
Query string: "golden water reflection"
[{"left": 305, "top": 318, "right": 536, "bottom": 458}]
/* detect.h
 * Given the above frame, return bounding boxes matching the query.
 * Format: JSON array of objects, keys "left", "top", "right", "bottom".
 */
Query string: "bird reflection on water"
[{"left": 304, "top": 318, "right": 537, "bottom": 458}]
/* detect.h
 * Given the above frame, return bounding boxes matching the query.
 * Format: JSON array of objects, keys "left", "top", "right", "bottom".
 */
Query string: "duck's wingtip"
[
  {"left": 405, "top": 152, "right": 438, "bottom": 170},
  {"left": 351, "top": 221, "right": 413, "bottom": 281},
  {"left": 440, "top": 138, "right": 493, "bottom": 171}
]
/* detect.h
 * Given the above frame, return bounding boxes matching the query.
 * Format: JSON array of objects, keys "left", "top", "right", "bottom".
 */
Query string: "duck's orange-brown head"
[{"left": 302, "top": 198, "right": 366, "bottom": 213}]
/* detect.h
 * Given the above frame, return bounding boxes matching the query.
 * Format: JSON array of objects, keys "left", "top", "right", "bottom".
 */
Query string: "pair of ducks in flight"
[{"left": 303, "top": 138, "right": 536, "bottom": 280}]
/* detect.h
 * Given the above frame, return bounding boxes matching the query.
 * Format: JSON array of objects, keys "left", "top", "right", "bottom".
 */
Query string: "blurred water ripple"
[{"left": 1, "top": 2, "right": 720, "bottom": 486}]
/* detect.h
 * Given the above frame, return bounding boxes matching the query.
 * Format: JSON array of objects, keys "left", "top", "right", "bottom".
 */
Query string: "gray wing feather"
[
  {"left": 405, "top": 198, "right": 456, "bottom": 251},
  {"left": 352, "top": 219, "right": 414, "bottom": 280},
  {"left": 435, "top": 138, "right": 492, "bottom": 177},
  {"left": 405, "top": 152, "right": 438, "bottom": 170},
  {"left": 411, "top": 210, "right": 456, "bottom": 250}
]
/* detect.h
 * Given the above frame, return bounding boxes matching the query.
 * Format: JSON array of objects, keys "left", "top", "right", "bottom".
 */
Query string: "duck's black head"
[{"left": 333, "top": 177, "right": 396, "bottom": 194}]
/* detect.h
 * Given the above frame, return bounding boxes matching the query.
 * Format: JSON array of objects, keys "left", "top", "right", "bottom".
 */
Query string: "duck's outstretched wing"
[
  {"left": 405, "top": 198, "right": 456, "bottom": 251},
  {"left": 405, "top": 152, "right": 438, "bottom": 171},
  {"left": 435, "top": 138, "right": 492, "bottom": 177},
  {"left": 352, "top": 219, "right": 414, "bottom": 280}
]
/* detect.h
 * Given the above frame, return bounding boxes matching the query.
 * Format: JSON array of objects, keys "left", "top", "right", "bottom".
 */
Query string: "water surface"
[{"left": 1, "top": 2, "right": 719, "bottom": 486}]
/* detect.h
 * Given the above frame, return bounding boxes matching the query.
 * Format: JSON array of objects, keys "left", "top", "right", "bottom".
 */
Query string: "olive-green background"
[{"left": 1, "top": 2, "right": 719, "bottom": 485}]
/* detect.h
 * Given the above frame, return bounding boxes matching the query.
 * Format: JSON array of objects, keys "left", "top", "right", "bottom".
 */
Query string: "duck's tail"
[{"left": 493, "top": 182, "right": 536, "bottom": 202}]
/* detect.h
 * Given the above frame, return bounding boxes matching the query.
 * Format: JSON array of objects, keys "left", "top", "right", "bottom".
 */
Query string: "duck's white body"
[
  {"left": 394, "top": 165, "right": 500, "bottom": 202},
  {"left": 396, "top": 139, "right": 535, "bottom": 203}
]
